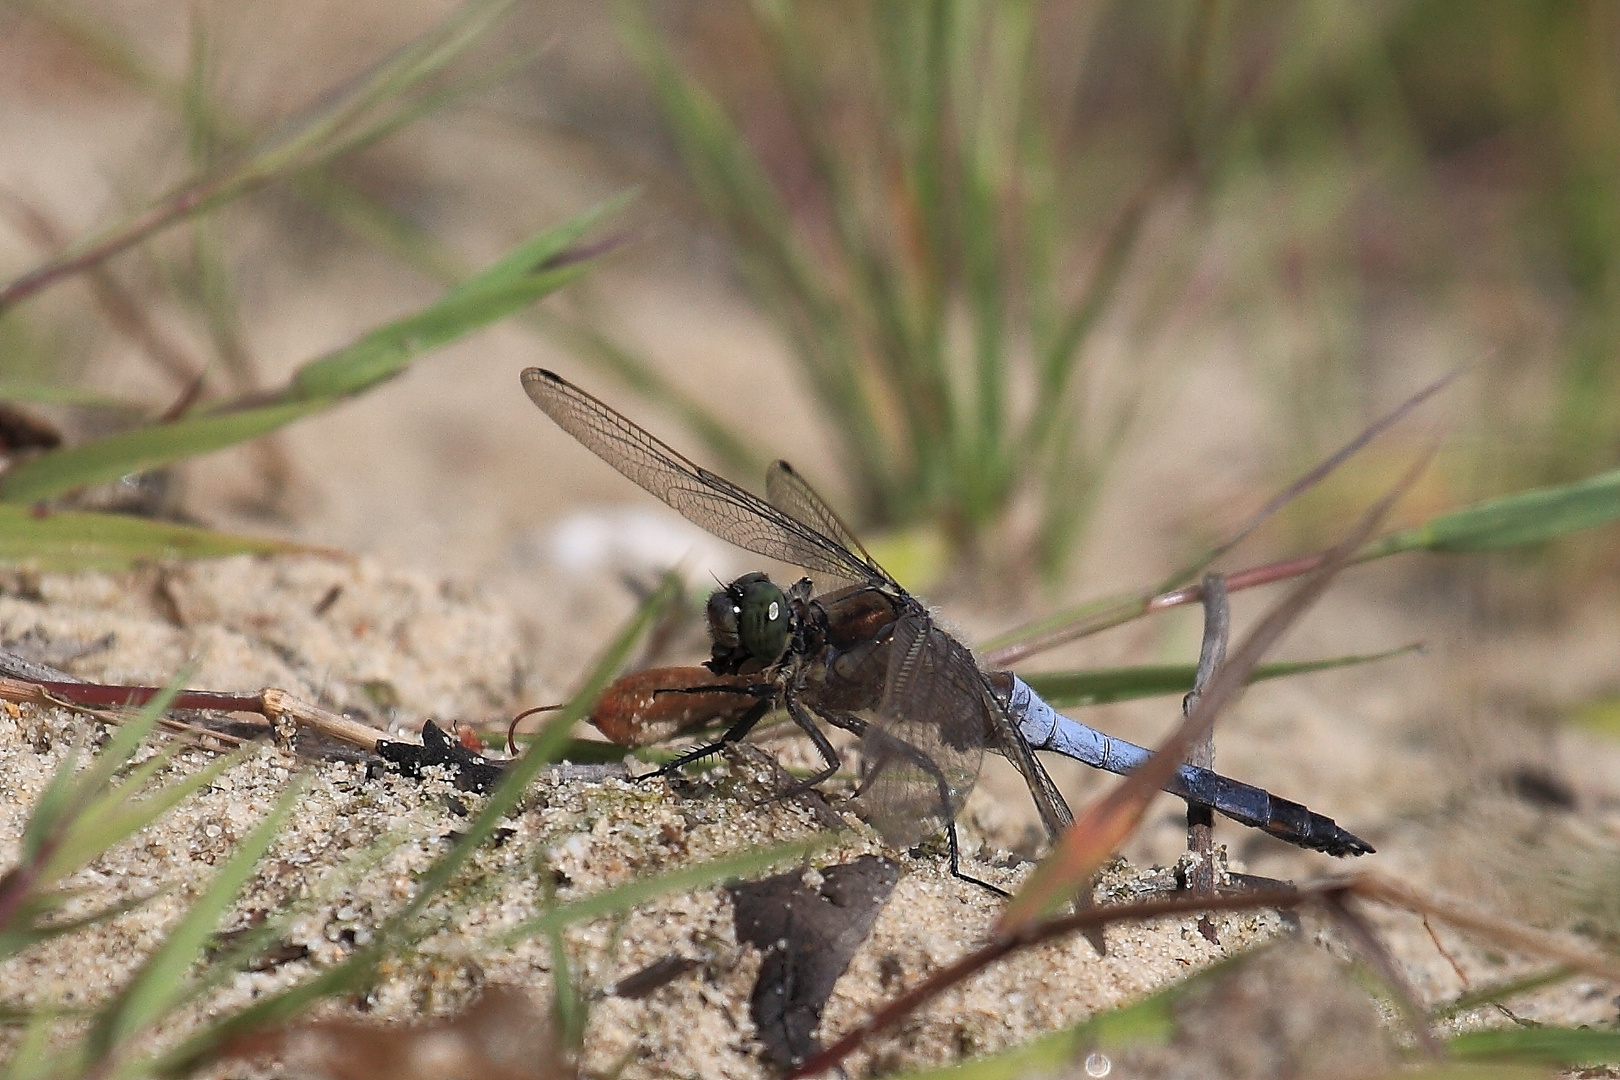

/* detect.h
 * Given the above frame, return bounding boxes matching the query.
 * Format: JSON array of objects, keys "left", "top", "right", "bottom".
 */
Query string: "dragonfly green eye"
[
  {"left": 707, "top": 572, "right": 790, "bottom": 664},
  {"left": 737, "top": 575, "right": 790, "bottom": 662}
]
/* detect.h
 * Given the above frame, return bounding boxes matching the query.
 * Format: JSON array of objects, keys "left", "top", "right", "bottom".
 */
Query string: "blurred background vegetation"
[
  {"left": 3, "top": 4, "right": 1620, "bottom": 1072},
  {"left": 0, "top": 0, "right": 1617, "bottom": 591}
]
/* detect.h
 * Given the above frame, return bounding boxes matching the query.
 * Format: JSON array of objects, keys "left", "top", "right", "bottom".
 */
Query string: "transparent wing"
[
  {"left": 856, "top": 613, "right": 986, "bottom": 848},
  {"left": 765, "top": 462, "right": 878, "bottom": 566},
  {"left": 984, "top": 702, "right": 1073, "bottom": 841},
  {"left": 523, "top": 368, "right": 873, "bottom": 584}
]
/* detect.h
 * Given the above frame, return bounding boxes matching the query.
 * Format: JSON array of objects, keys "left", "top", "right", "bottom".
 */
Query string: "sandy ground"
[
  {"left": 3, "top": 2, "right": 1620, "bottom": 1075},
  {"left": 2, "top": 550, "right": 1618, "bottom": 1077}
]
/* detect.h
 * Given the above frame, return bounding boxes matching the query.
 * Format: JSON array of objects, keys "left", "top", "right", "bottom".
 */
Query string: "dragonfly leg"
[
  {"left": 854, "top": 726, "right": 1009, "bottom": 898},
  {"left": 769, "top": 693, "right": 844, "bottom": 794},
  {"left": 654, "top": 683, "right": 771, "bottom": 699},
  {"left": 651, "top": 695, "right": 774, "bottom": 778},
  {"left": 685, "top": 692, "right": 849, "bottom": 808},
  {"left": 939, "top": 822, "right": 1009, "bottom": 898}
]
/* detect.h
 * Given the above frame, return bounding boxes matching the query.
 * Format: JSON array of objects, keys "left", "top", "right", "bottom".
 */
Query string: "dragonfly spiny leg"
[
  {"left": 857, "top": 726, "right": 1009, "bottom": 898},
  {"left": 651, "top": 696, "right": 774, "bottom": 779},
  {"left": 778, "top": 693, "right": 843, "bottom": 792}
]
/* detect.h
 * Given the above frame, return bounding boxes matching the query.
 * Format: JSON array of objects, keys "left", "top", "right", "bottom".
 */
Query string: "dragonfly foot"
[
  {"left": 950, "top": 867, "right": 1010, "bottom": 899},
  {"left": 936, "top": 823, "right": 1012, "bottom": 899}
]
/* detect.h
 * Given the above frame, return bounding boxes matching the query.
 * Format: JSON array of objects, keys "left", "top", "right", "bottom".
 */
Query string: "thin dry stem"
[{"left": 792, "top": 866, "right": 1620, "bottom": 1078}]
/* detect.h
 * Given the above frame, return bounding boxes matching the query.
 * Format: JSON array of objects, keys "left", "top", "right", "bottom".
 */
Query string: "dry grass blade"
[
  {"left": 986, "top": 372, "right": 1457, "bottom": 665},
  {"left": 996, "top": 444, "right": 1438, "bottom": 933},
  {"left": 0, "top": 0, "right": 519, "bottom": 314},
  {"left": 0, "top": 188, "right": 205, "bottom": 390},
  {"left": 1185, "top": 368, "right": 1461, "bottom": 574},
  {"left": 1322, "top": 892, "right": 1442, "bottom": 1057},
  {"left": 1348, "top": 873, "right": 1620, "bottom": 984},
  {"left": 789, "top": 886, "right": 1304, "bottom": 1079},
  {"left": 793, "top": 864, "right": 1620, "bottom": 1078}
]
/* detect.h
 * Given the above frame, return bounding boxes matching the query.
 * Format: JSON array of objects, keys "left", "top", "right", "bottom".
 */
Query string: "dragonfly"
[{"left": 523, "top": 368, "right": 1372, "bottom": 888}]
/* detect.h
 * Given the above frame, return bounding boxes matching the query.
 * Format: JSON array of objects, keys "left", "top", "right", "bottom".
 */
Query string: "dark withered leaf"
[
  {"left": 609, "top": 953, "right": 702, "bottom": 999},
  {"left": 727, "top": 855, "right": 899, "bottom": 1071},
  {"left": 377, "top": 719, "right": 506, "bottom": 793}
]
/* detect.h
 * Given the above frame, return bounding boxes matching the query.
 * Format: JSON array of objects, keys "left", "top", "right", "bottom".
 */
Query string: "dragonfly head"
[{"left": 707, "top": 572, "right": 791, "bottom": 669}]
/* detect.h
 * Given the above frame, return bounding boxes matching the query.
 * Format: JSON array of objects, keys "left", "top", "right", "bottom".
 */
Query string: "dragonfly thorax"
[{"left": 706, "top": 572, "right": 792, "bottom": 671}]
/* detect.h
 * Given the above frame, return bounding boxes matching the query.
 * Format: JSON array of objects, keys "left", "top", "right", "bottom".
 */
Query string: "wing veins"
[{"left": 523, "top": 368, "right": 872, "bottom": 582}]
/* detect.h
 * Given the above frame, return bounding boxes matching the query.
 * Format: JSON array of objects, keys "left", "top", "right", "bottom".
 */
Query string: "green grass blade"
[
  {"left": 395, "top": 575, "right": 682, "bottom": 929},
  {"left": 0, "top": 893, "right": 73, "bottom": 960},
  {"left": 15, "top": 742, "right": 82, "bottom": 866},
  {"left": 991, "top": 464, "right": 1620, "bottom": 665},
  {"left": 1428, "top": 967, "right": 1576, "bottom": 1022},
  {"left": 36, "top": 752, "right": 178, "bottom": 877},
  {"left": 0, "top": 400, "right": 323, "bottom": 506},
  {"left": 87, "top": 778, "right": 303, "bottom": 1060},
  {"left": 0, "top": 893, "right": 157, "bottom": 961},
  {"left": 151, "top": 577, "right": 683, "bottom": 1075},
  {"left": 1447, "top": 1025, "right": 1620, "bottom": 1066},
  {"left": 0, "top": 383, "right": 141, "bottom": 409},
  {"left": 498, "top": 835, "right": 831, "bottom": 946},
  {"left": 16, "top": 5, "right": 764, "bottom": 496},
  {"left": 547, "top": 919, "right": 585, "bottom": 1051},
  {"left": 616, "top": 0, "right": 891, "bottom": 492},
  {"left": 0, "top": 505, "right": 320, "bottom": 570},
  {"left": 1021, "top": 646, "right": 1419, "bottom": 709},
  {"left": 0, "top": 1008, "right": 67, "bottom": 1080},
  {"left": 0, "top": 205, "right": 616, "bottom": 505},
  {"left": 260, "top": 198, "right": 618, "bottom": 400},
  {"left": 0, "top": 0, "right": 520, "bottom": 312},
  {"left": 49, "top": 677, "right": 183, "bottom": 824},
  {"left": 1358, "top": 465, "right": 1620, "bottom": 558},
  {"left": 439, "top": 192, "right": 632, "bottom": 300},
  {"left": 21, "top": 674, "right": 183, "bottom": 881},
  {"left": 43, "top": 751, "right": 243, "bottom": 885},
  {"left": 889, "top": 979, "right": 1176, "bottom": 1080},
  {"left": 283, "top": 265, "right": 592, "bottom": 401}
]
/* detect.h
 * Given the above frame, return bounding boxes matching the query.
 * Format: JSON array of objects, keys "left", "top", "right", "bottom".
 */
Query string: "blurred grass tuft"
[{"left": 611, "top": 0, "right": 1209, "bottom": 581}]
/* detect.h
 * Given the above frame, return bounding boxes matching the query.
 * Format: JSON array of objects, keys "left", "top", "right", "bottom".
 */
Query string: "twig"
[
  {"left": 0, "top": 676, "right": 261, "bottom": 752},
  {"left": 1184, "top": 572, "right": 1226, "bottom": 898},
  {"left": 1350, "top": 873, "right": 1620, "bottom": 983},
  {"left": 257, "top": 687, "right": 388, "bottom": 750},
  {"left": 792, "top": 866, "right": 1620, "bottom": 1078},
  {"left": 986, "top": 371, "right": 1459, "bottom": 667},
  {"left": 1324, "top": 892, "right": 1442, "bottom": 1057},
  {"left": 0, "top": 189, "right": 208, "bottom": 391},
  {"left": 0, "top": 667, "right": 384, "bottom": 754}
]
